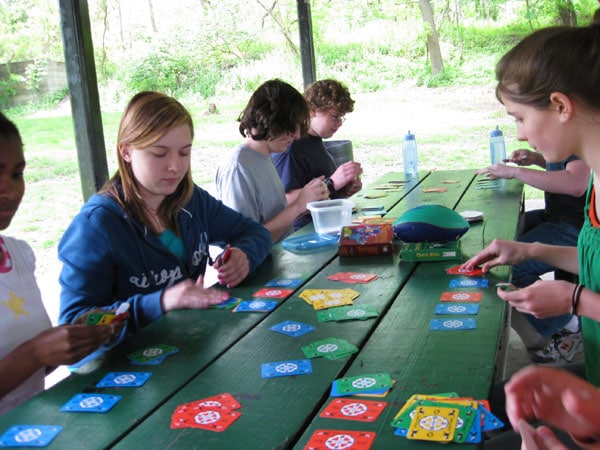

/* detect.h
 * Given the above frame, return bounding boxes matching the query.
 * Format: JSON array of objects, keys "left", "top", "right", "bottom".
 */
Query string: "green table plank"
[
  {"left": 0, "top": 245, "right": 337, "bottom": 450},
  {"left": 294, "top": 177, "right": 523, "bottom": 449}
]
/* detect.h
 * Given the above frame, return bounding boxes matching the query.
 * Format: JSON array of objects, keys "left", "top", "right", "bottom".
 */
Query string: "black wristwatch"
[{"left": 323, "top": 177, "right": 336, "bottom": 195}]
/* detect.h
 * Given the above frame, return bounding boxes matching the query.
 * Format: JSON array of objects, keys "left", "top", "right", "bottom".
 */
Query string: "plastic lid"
[
  {"left": 281, "top": 233, "right": 339, "bottom": 254},
  {"left": 404, "top": 130, "right": 415, "bottom": 141},
  {"left": 490, "top": 126, "right": 503, "bottom": 137}
]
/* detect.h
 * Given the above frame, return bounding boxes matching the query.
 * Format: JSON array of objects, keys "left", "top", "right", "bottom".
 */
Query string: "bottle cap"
[
  {"left": 404, "top": 130, "right": 415, "bottom": 141},
  {"left": 490, "top": 126, "right": 503, "bottom": 138}
]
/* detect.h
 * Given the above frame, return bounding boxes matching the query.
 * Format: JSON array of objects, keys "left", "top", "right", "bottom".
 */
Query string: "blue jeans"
[{"left": 512, "top": 210, "right": 580, "bottom": 336}]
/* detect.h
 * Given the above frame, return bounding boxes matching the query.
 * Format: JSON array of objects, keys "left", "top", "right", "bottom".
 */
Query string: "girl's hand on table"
[
  {"left": 497, "top": 279, "right": 573, "bottom": 318},
  {"left": 162, "top": 276, "right": 229, "bottom": 311},
  {"left": 460, "top": 238, "right": 533, "bottom": 273}
]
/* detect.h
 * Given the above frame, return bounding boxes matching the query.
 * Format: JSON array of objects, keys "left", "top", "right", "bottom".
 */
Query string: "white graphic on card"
[
  {"left": 325, "top": 433, "right": 355, "bottom": 449},
  {"left": 341, "top": 402, "right": 368, "bottom": 417},
  {"left": 276, "top": 362, "right": 299, "bottom": 374}
]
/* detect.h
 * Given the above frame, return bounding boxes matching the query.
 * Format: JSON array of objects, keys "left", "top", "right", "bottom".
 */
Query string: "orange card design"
[{"left": 440, "top": 292, "right": 482, "bottom": 302}]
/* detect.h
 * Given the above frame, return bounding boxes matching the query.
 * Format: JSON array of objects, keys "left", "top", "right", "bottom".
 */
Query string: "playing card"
[
  {"left": 233, "top": 299, "right": 278, "bottom": 312},
  {"left": 332, "top": 373, "right": 393, "bottom": 396},
  {"left": 193, "top": 393, "right": 241, "bottom": 411},
  {"left": 61, "top": 393, "right": 121, "bottom": 413},
  {"left": 422, "top": 187, "right": 448, "bottom": 193},
  {"left": 127, "top": 344, "right": 179, "bottom": 364},
  {"left": 320, "top": 398, "right": 387, "bottom": 422},
  {"left": 95, "top": 371, "right": 152, "bottom": 388},
  {"left": 317, "top": 304, "right": 378, "bottom": 322},
  {"left": 435, "top": 304, "right": 479, "bottom": 315},
  {"left": 209, "top": 296, "right": 241, "bottom": 310},
  {"left": 406, "top": 405, "right": 458, "bottom": 442},
  {"left": 304, "top": 429, "right": 376, "bottom": 450},
  {"left": 445, "top": 265, "right": 484, "bottom": 276},
  {"left": 0, "top": 426, "right": 62, "bottom": 448},
  {"left": 449, "top": 279, "right": 489, "bottom": 288},
  {"left": 440, "top": 292, "right": 482, "bottom": 302},
  {"left": 268, "top": 320, "right": 315, "bottom": 337},
  {"left": 171, "top": 408, "right": 241, "bottom": 432},
  {"left": 312, "top": 297, "right": 354, "bottom": 310},
  {"left": 430, "top": 318, "right": 476, "bottom": 331},
  {"left": 261, "top": 359, "right": 312, "bottom": 378},
  {"left": 302, "top": 338, "right": 358, "bottom": 360},
  {"left": 264, "top": 277, "right": 304, "bottom": 288},
  {"left": 327, "top": 272, "right": 378, "bottom": 284},
  {"left": 252, "top": 288, "right": 293, "bottom": 299}
]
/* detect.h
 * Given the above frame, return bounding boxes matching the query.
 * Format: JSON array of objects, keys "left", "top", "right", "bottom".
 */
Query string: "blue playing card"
[
  {"left": 0, "top": 425, "right": 62, "bottom": 447},
  {"left": 449, "top": 279, "right": 489, "bottom": 288},
  {"left": 467, "top": 408, "right": 483, "bottom": 443},
  {"left": 481, "top": 405, "right": 504, "bottom": 431},
  {"left": 268, "top": 320, "right": 315, "bottom": 337},
  {"left": 235, "top": 300, "right": 278, "bottom": 312},
  {"left": 264, "top": 277, "right": 304, "bottom": 288},
  {"left": 261, "top": 359, "right": 312, "bottom": 378},
  {"left": 61, "top": 393, "right": 122, "bottom": 413},
  {"left": 430, "top": 318, "right": 477, "bottom": 331},
  {"left": 435, "top": 304, "right": 479, "bottom": 315},
  {"left": 96, "top": 372, "right": 152, "bottom": 388}
]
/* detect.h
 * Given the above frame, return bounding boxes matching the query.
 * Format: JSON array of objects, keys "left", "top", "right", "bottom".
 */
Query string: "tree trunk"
[
  {"left": 418, "top": 0, "right": 444, "bottom": 75},
  {"left": 556, "top": 0, "right": 577, "bottom": 26}
]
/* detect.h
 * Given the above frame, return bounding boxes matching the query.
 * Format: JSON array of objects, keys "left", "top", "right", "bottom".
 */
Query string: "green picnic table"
[{"left": 0, "top": 170, "right": 523, "bottom": 449}]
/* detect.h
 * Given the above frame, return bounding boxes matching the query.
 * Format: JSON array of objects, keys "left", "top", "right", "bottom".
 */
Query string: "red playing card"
[
  {"left": 445, "top": 265, "right": 484, "bottom": 276},
  {"left": 320, "top": 398, "right": 387, "bottom": 422},
  {"left": 171, "top": 407, "right": 241, "bottom": 431},
  {"left": 305, "top": 429, "right": 376, "bottom": 449},
  {"left": 440, "top": 292, "right": 483, "bottom": 302},
  {"left": 252, "top": 287, "right": 294, "bottom": 298},
  {"left": 327, "top": 272, "right": 378, "bottom": 284},
  {"left": 193, "top": 393, "right": 241, "bottom": 410}
]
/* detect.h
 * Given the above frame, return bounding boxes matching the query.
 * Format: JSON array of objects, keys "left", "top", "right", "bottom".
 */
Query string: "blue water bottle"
[
  {"left": 402, "top": 130, "right": 418, "bottom": 178},
  {"left": 489, "top": 126, "right": 506, "bottom": 165}
]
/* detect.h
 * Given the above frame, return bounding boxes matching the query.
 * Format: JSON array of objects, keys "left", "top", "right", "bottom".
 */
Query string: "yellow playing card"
[
  {"left": 407, "top": 405, "right": 458, "bottom": 442},
  {"left": 312, "top": 297, "right": 354, "bottom": 310}
]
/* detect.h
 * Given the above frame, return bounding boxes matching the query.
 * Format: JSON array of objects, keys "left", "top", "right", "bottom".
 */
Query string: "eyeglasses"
[{"left": 327, "top": 112, "right": 346, "bottom": 123}]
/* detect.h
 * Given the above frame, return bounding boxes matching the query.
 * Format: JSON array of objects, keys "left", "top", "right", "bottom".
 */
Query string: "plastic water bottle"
[
  {"left": 489, "top": 126, "right": 506, "bottom": 165},
  {"left": 402, "top": 130, "right": 418, "bottom": 178}
]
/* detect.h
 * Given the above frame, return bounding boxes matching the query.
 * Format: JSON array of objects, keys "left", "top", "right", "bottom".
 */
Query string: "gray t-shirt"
[{"left": 216, "top": 144, "right": 292, "bottom": 240}]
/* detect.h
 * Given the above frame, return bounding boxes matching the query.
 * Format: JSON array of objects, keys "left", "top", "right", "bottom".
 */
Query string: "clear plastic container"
[
  {"left": 402, "top": 130, "right": 418, "bottom": 178},
  {"left": 489, "top": 126, "right": 506, "bottom": 165},
  {"left": 306, "top": 199, "right": 354, "bottom": 235}
]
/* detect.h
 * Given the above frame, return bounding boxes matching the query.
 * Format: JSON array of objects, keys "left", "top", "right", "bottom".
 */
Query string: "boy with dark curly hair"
[{"left": 272, "top": 79, "right": 363, "bottom": 230}]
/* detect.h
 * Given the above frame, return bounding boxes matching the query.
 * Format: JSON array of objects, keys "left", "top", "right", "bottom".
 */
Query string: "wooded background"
[{"left": 0, "top": 0, "right": 596, "bottom": 110}]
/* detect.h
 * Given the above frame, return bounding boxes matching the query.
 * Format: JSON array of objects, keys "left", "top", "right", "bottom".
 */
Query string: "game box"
[
  {"left": 338, "top": 224, "right": 394, "bottom": 256},
  {"left": 400, "top": 240, "right": 462, "bottom": 262}
]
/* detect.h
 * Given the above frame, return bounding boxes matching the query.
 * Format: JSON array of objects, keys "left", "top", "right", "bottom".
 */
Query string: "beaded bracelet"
[{"left": 572, "top": 283, "right": 584, "bottom": 315}]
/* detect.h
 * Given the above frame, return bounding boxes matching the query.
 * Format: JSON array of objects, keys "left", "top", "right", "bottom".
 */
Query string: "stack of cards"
[
  {"left": 299, "top": 288, "right": 360, "bottom": 310},
  {"left": 316, "top": 304, "right": 378, "bottom": 322},
  {"left": 170, "top": 393, "right": 242, "bottom": 432},
  {"left": 303, "top": 430, "right": 377, "bottom": 450},
  {"left": 127, "top": 344, "right": 179, "bottom": 365},
  {"left": 390, "top": 393, "right": 504, "bottom": 444},
  {"left": 302, "top": 337, "right": 358, "bottom": 360},
  {"left": 233, "top": 299, "right": 278, "bottom": 313},
  {"left": 327, "top": 272, "right": 378, "bottom": 284},
  {"left": 330, "top": 373, "right": 394, "bottom": 398},
  {"left": 210, "top": 296, "right": 241, "bottom": 310},
  {"left": 320, "top": 398, "right": 387, "bottom": 422},
  {"left": 261, "top": 359, "right": 313, "bottom": 378},
  {"left": 268, "top": 320, "right": 315, "bottom": 337}
]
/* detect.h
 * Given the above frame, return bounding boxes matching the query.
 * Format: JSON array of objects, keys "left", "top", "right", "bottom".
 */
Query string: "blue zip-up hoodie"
[{"left": 58, "top": 185, "right": 272, "bottom": 332}]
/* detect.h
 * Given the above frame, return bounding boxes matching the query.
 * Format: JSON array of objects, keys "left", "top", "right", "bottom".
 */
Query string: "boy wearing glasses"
[{"left": 272, "top": 79, "right": 363, "bottom": 231}]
